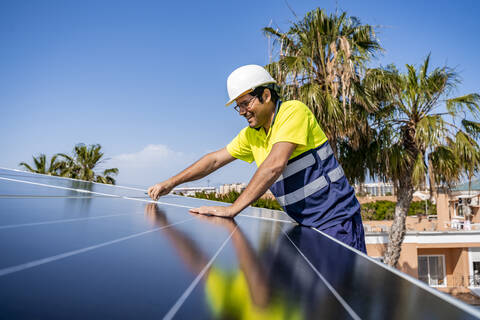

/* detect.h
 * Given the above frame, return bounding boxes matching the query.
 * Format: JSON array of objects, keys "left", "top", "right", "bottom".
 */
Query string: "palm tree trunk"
[
  {"left": 384, "top": 172, "right": 414, "bottom": 267},
  {"left": 427, "top": 155, "right": 437, "bottom": 203},
  {"left": 329, "top": 136, "right": 338, "bottom": 159}
]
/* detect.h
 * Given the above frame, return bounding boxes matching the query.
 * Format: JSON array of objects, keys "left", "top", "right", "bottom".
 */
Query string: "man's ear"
[{"left": 263, "top": 88, "right": 272, "bottom": 104}]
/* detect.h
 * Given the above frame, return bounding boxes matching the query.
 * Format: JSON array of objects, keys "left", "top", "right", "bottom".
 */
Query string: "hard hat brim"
[
  {"left": 225, "top": 80, "right": 276, "bottom": 106},
  {"left": 225, "top": 89, "right": 253, "bottom": 106}
]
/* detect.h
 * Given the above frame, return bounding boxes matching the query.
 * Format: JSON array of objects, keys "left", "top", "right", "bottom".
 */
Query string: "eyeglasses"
[{"left": 233, "top": 96, "right": 257, "bottom": 113}]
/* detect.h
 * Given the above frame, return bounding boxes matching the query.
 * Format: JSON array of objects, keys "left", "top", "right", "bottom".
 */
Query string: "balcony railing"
[{"left": 450, "top": 275, "right": 480, "bottom": 287}]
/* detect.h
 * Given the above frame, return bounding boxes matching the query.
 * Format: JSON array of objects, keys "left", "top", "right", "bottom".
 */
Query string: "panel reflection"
[{"left": 144, "top": 204, "right": 350, "bottom": 319}]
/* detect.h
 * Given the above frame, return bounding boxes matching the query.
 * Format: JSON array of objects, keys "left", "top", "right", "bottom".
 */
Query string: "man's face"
[{"left": 235, "top": 93, "right": 270, "bottom": 129}]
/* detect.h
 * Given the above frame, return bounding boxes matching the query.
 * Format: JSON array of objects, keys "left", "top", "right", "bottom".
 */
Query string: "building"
[
  {"left": 172, "top": 186, "right": 216, "bottom": 196},
  {"left": 364, "top": 187, "right": 480, "bottom": 303},
  {"left": 218, "top": 183, "right": 246, "bottom": 195},
  {"left": 355, "top": 182, "right": 395, "bottom": 197},
  {"left": 366, "top": 231, "right": 480, "bottom": 303},
  {"left": 218, "top": 183, "right": 276, "bottom": 199}
]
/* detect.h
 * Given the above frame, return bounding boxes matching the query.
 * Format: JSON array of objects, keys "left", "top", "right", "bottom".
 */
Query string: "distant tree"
[
  {"left": 363, "top": 55, "right": 480, "bottom": 266},
  {"left": 95, "top": 168, "right": 119, "bottom": 185},
  {"left": 361, "top": 200, "right": 436, "bottom": 221},
  {"left": 57, "top": 143, "right": 118, "bottom": 184},
  {"left": 19, "top": 154, "right": 62, "bottom": 175},
  {"left": 20, "top": 144, "right": 119, "bottom": 185}
]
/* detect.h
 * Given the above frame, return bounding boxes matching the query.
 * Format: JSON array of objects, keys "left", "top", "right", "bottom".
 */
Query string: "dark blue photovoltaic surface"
[
  {"left": 0, "top": 169, "right": 479, "bottom": 319},
  {"left": 0, "top": 168, "right": 147, "bottom": 198}
]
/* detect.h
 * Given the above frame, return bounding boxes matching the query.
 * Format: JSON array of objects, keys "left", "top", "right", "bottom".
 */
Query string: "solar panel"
[
  {"left": 1, "top": 168, "right": 479, "bottom": 319},
  {"left": 0, "top": 168, "right": 147, "bottom": 198}
]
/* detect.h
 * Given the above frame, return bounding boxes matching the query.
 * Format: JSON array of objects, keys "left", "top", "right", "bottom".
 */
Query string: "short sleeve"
[
  {"left": 270, "top": 102, "right": 309, "bottom": 146},
  {"left": 226, "top": 127, "right": 254, "bottom": 163}
]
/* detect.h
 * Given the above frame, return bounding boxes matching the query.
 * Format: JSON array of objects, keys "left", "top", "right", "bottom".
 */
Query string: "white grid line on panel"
[
  {"left": 0, "top": 218, "right": 194, "bottom": 277},
  {"left": 0, "top": 167, "right": 146, "bottom": 192},
  {"left": 0, "top": 212, "right": 145, "bottom": 230},
  {"left": 163, "top": 225, "right": 238, "bottom": 320},
  {"left": 311, "top": 227, "right": 480, "bottom": 319},
  {"left": 0, "top": 176, "right": 295, "bottom": 224},
  {"left": 282, "top": 228, "right": 361, "bottom": 320}
]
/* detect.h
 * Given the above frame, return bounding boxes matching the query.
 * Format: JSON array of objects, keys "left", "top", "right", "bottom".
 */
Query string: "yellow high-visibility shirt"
[{"left": 226, "top": 100, "right": 328, "bottom": 166}]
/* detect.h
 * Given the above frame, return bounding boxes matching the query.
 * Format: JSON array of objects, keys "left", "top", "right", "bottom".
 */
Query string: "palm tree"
[
  {"left": 54, "top": 153, "right": 78, "bottom": 178},
  {"left": 263, "top": 8, "right": 381, "bottom": 156},
  {"left": 20, "top": 144, "right": 118, "bottom": 184},
  {"left": 57, "top": 143, "right": 118, "bottom": 184},
  {"left": 365, "top": 55, "right": 480, "bottom": 266},
  {"left": 19, "top": 154, "right": 61, "bottom": 175},
  {"left": 95, "top": 168, "right": 119, "bottom": 185}
]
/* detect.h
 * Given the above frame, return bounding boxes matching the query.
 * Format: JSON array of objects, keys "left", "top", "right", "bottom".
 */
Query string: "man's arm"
[
  {"left": 148, "top": 148, "right": 235, "bottom": 200},
  {"left": 189, "top": 142, "right": 296, "bottom": 217}
]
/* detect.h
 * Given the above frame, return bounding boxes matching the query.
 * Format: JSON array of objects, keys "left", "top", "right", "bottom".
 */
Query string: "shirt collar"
[{"left": 271, "top": 99, "right": 282, "bottom": 128}]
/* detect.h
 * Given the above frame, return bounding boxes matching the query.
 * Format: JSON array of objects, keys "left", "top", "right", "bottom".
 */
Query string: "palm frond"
[
  {"left": 446, "top": 94, "right": 480, "bottom": 118},
  {"left": 18, "top": 162, "right": 35, "bottom": 173},
  {"left": 462, "top": 119, "right": 480, "bottom": 139}
]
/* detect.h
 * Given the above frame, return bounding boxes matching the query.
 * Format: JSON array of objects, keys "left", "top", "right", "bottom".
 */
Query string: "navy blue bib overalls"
[{"left": 270, "top": 141, "right": 366, "bottom": 253}]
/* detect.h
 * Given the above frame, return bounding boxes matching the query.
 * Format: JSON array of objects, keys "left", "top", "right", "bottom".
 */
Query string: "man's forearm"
[
  {"left": 149, "top": 148, "right": 235, "bottom": 201},
  {"left": 230, "top": 158, "right": 285, "bottom": 214},
  {"left": 231, "top": 227, "right": 270, "bottom": 306},
  {"left": 187, "top": 142, "right": 295, "bottom": 217}
]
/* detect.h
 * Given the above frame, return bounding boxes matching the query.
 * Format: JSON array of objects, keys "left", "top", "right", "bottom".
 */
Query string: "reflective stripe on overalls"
[{"left": 269, "top": 141, "right": 360, "bottom": 230}]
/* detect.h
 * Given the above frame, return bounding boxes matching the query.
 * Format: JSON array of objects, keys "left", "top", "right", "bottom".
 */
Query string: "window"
[
  {"left": 473, "top": 262, "right": 480, "bottom": 286},
  {"left": 418, "top": 255, "right": 446, "bottom": 287}
]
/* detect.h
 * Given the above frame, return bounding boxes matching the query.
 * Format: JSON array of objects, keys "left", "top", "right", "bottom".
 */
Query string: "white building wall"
[
  {"left": 355, "top": 182, "right": 395, "bottom": 196},
  {"left": 365, "top": 232, "right": 480, "bottom": 244}
]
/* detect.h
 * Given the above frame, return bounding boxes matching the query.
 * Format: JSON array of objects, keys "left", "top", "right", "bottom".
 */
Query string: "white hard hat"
[{"left": 226, "top": 64, "right": 276, "bottom": 106}]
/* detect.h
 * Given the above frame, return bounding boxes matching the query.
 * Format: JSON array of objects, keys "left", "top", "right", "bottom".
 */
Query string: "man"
[{"left": 148, "top": 64, "right": 366, "bottom": 252}]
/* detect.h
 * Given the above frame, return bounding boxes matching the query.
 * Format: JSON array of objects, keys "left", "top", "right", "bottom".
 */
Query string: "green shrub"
[
  {"left": 191, "top": 193, "right": 436, "bottom": 217},
  {"left": 191, "top": 191, "right": 283, "bottom": 211},
  {"left": 361, "top": 200, "right": 436, "bottom": 220}
]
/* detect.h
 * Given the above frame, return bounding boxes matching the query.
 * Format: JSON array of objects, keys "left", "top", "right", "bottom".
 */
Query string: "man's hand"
[
  {"left": 148, "top": 180, "right": 174, "bottom": 200},
  {"left": 188, "top": 211, "right": 237, "bottom": 230},
  {"left": 189, "top": 205, "right": 238, "bottom": 218},
  {"left": 144, "top": 203, "right": 168, "bottom": 226}
]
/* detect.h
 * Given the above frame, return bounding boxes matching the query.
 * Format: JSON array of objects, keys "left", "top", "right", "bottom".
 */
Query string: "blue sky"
[{"left": 1, "top": 0, "right": 479, "bottom": 188}]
